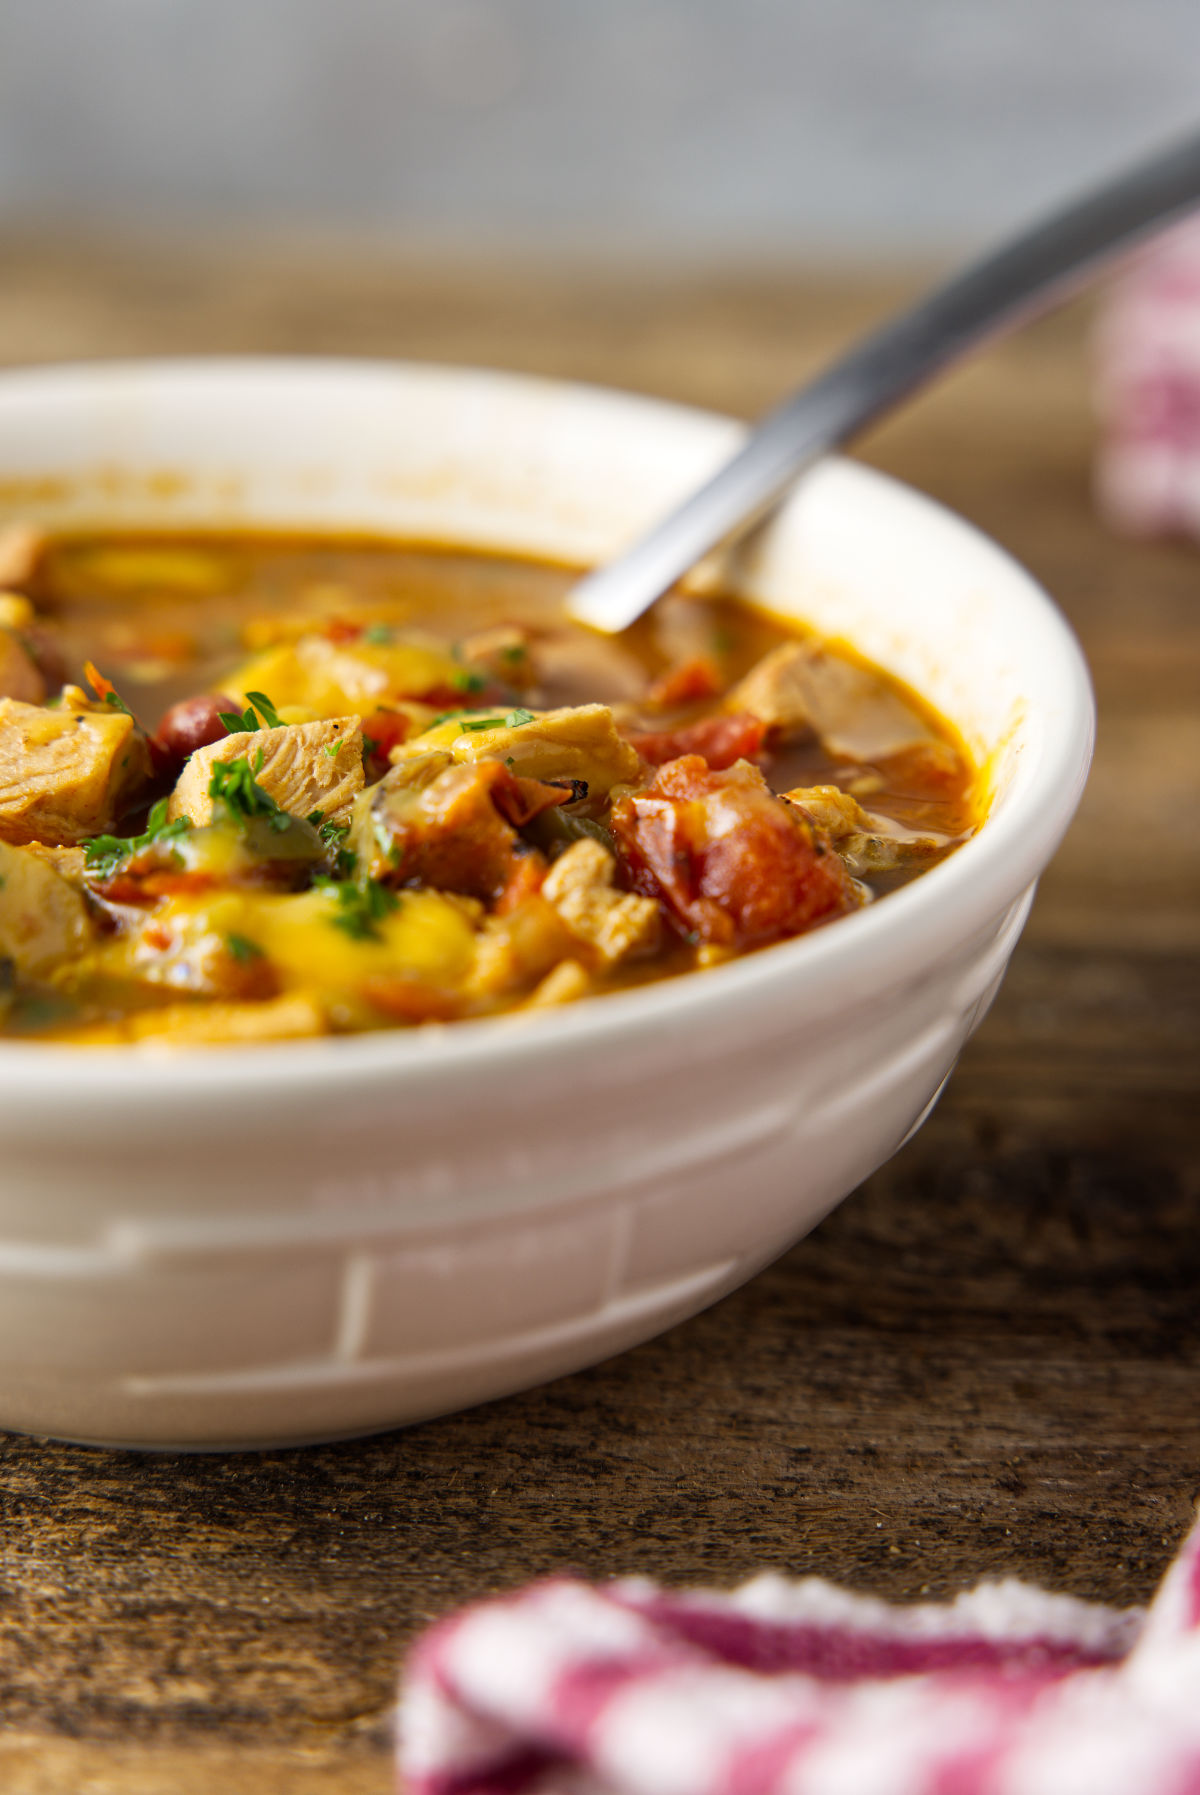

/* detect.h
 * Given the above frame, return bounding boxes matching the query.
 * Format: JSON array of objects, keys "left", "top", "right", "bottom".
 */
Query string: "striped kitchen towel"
[
  {"left": 1096, "top": 212, "right": 1200, "bottom": 537},
  {"left": 397, "top": 1508, "right": 1200, "bottom": 1794}
]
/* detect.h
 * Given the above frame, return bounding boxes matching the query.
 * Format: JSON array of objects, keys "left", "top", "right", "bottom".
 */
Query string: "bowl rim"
[{"left": 0, "top": 355, "right": 1095, "bottom": 1103}]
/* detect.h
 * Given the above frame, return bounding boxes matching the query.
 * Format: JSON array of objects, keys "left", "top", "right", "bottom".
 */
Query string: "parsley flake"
[
  {"left": 225, "top": 932, "right": 264, "bottom": 963},
  {"left": 362, "top": 623, "right": 393, "bottom": 645},
  {"left": 219, "top": 691, "right": 285, "bottom": 735},
  {"left": 82, "top": 795, "right": 193, "bottom": 878},
  {"left": 208, "top": 752, "right": 291, "bottom": 831},
  {"left": 314, "top": 874, "right": 398, "bottom": 941},
  {"left": 316, "top": 816, "right": 357, "bottom": 877}
]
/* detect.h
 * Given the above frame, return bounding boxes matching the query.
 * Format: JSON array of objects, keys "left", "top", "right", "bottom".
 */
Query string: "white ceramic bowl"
[{"left": 0, "top": 360, "right": 1093, "bottom": 1450}]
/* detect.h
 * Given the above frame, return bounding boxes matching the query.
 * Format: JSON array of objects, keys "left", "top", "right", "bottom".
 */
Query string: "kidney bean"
[{"left": 155, "top": 693, "right": 237, "bottom": 763}]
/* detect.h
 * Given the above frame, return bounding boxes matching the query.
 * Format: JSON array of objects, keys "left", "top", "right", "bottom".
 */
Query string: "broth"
[{"left": 0, "top": 531, "right": 976, "bottom": 1043}]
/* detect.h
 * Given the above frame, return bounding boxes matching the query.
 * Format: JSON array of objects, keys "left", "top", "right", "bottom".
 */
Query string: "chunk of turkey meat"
[
  {"left": 783, "top": 784, "right": 945, "bottom": 876},
  {"left": 167, "top": 718, "right": 364, "bottom": 826},
  {"left": 730, "top": 640, "right": 936, "bottom": 759},
  {"left": 396, "top": 703, "right": 644, "bottom": 799},
  {"left": 0, "top": 696, "right": 151, "bottom": 845},
  {"left": 0, "top": 839, "right": 92, "bottom": 978},
  {"left": 541, "top": 838, "right": 660, "bottom": 967}
]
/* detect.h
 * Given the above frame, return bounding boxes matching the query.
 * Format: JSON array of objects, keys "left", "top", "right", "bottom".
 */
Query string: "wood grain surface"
[{"left": 0, "top": 237, "right": 1197, "bottom": 1794}]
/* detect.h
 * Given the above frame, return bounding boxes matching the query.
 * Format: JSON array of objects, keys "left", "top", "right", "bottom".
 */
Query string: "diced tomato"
[
  {"left": 611, "top": 753, "right": 858, "bottom": 948},
  {"left": 494, "top": 847, "right": 546, "bottom": 915},
  {"left": 138, "top": 870, "right": 218, "bottom": 899},
  {"left": 90, "top": 867, "right": 216, "bottom": 905},
  {"left": 362, "top": 977, "right": 461, "bottom": 1023},
  {"left": 646, "top": 656, "right": 722, "bottom": 708},
  {"left": 490, "top": 773, "right": 575, "bottom": 829},
  {"left": 417, "top": 680, "right": 512, "bottom": 711},
  {"left": 125, "top": 628, "right": 197, "bottom": 665},
  {"left": 628, "top": 712, "right": 767, "bottom": 771},
  {"left": 360, "top": 706, "right": 412, "bottom": 778},
  {"left": 321, "top": 618, "right": 364, "bottom": 644}
]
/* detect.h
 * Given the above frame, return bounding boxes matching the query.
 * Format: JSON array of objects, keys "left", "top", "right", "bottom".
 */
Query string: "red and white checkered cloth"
[
  {"left": 397, "top": 1508, "right": 1200, "bottom": 1794},
  {"left": 1096, "top": 211, "right": 1200, "bottom": 537}
]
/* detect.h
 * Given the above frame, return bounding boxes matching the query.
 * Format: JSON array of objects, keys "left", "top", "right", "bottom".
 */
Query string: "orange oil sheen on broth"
[{"left": 0, "top": 531, "right": 977, "bottom": 1042}]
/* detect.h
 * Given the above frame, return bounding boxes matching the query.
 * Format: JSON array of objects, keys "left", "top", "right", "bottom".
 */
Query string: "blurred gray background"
[{"left": 0, "top": 0, "right": 1196, "bottom": 257}]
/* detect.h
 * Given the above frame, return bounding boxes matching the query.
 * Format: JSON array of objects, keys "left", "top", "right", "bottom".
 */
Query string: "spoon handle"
[{"left": 568, "top": 129, "right": 1200, "bottom": 633}]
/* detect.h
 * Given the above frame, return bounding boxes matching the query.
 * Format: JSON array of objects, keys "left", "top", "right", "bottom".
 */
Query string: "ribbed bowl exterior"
[{"left": 0, "top": 362, "right": 1093, "bottom": 1447}]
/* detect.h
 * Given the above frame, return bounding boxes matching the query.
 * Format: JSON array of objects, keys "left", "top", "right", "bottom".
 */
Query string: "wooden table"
[{"left": 0, "top": 240, "right": 1197, "bottom": 1794}]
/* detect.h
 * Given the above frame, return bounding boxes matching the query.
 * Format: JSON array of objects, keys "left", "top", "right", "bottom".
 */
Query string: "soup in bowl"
[
  {"left": 0, "top": 361, "right": 1092, "bottom": 1448},
  {"left": 1, "top": 529, "right": 978, "bottom": 1042}
]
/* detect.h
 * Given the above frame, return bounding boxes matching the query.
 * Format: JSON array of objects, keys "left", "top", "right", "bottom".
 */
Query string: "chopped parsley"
[
  {"left": 362, "top": 623, "right": 393, "bottom": 645},
  {"left": 451, "top": 668, "right": 487, "bottom": 695},
  {"left": 501, "top": 643, "right": 527, "bottom": 664},
  {"left": 225, "top": 932, "right": 264, "bottom": 963},
  {"left": 83, "top": 795, "right": 193, "bottom": 878},
  {"left": 362, "top": 734, "right": 380, "bottom": 759},
  {"left": 314, "top": 874, "right": 398, "bottom": 941},
  {"left": 208, "top": 751, "right": 292, "bottom": 831},
  {"left": 316, "top": 816, "right": 357, "bottom": 878},
  {"left": 438, "top": 706, "right": 538, "bottom": 734},
  {"left": 218, "top": 690, "right": 285, "bottom": 735}
]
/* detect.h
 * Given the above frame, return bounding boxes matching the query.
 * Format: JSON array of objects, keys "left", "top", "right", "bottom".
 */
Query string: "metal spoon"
[{"left": 567, "top": 128, "right": 1200, "bottom": 635}]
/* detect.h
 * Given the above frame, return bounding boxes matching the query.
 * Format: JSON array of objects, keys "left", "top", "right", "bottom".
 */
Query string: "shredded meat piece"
[
  {"left": 0, "top": 696, "right": 152, "bottom": 846},
  {"left": 468, "top": 896, "right": 575, "bottom": 997},
  {"left": 526, "top": 959, "right": 591, "bottom": 1006},
  {"left": 611, "top": 754, "right": 860, "bottom": 948},
  {"left": 646, "top": 656, "right": 722, "bottom": 709},
  {"left": 783, "top": 783, "right": 945, "bottom": 876},
  {"left": 730, "top": 640, "right": 935, "bottom": 759},
  {"left": 541, "top": 838, "right": 660, "bottom": 966},
  {"left": 168, "top": 718, "right": 364, "bottom": 826},
  {"left": 0, "top": 840, "right": 92, "bottom": 977},
  {"left": 399, "top": 702, "right": 644, "bottom": 798}
]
